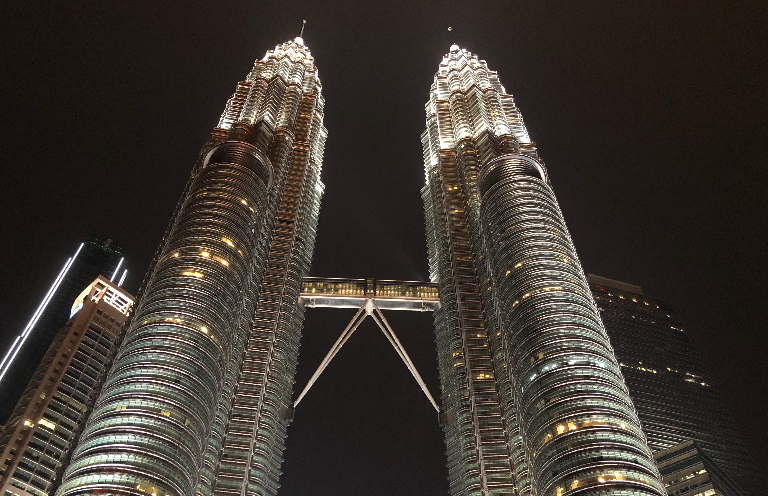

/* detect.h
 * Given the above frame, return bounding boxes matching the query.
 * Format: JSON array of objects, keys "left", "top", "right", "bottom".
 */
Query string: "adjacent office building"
[
  {"left": 653, "top": 440, "right": 745, "bottom": 496},
  {"left": 588, "top": 274, "right": 764, "bottom": 496},
  {"left": 421, "top": 45, "right": 664, "bottom": 496},
  {"left": 0, "top": 276, "right": 134, "bottom": 496},
  {"left": 0, "top": 238, "right": 127, "bottom": 425},
  {"left": 57, "top": 36, "right": 326, "bottom": 496}
]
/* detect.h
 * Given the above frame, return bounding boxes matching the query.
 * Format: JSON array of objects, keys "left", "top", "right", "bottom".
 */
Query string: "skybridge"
[
  {"left": 299, "top": 277, "right": 440, "bottom": 312},
  {"left": 290, "top": 277, "right": 444, "bottom": 422}
]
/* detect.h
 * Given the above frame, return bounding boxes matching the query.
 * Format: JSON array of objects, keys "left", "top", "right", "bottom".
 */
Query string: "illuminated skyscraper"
[
  {"left": 57, "top": 36, "right": 325, "bottom": 496},
  {"left": 421, "top": 46, "right": 665, "bottom": 496},
  {"left": 0, "top": 276, "right": 134, "bottom": 496},
  {"left": 0, "top": 238, "right": 127, "bottom": 425}
]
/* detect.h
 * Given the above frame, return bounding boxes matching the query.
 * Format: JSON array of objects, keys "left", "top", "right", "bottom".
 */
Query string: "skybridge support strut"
[{"left": 290, "top": 298, "right": 440, "bottom": 418}]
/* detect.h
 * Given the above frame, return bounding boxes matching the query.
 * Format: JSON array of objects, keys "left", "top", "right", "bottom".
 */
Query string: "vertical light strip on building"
[
  {"left": 0, "top": 243, "right": 83, "bottom": 383},
  {"left": 109, "top": 256, "right": 124, "bottom": 281},
  {"left": 117, "top": 268, "right": 128, "bottom": 287}
]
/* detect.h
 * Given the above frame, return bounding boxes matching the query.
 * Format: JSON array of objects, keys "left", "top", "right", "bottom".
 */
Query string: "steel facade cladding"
[
  {"left": 422, "top": 45, "right": 664, "bottom": 496},
  {"left": 589, "top": 276, "right": 765, "bottom": 496},
  {"left": 209, "top": 37, "right": 325, "bottom": 496},
  {"left": 59, "top": 139, "right": 273, "bottom": 496},
  {"left": 58, "top": 37, "right": 326, "bottom": 496}
]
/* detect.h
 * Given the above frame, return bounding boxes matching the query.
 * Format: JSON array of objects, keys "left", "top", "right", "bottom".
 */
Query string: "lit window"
[
  {"left": 557, "top": 424, "right": 565, "bottom": 434},
  {"left": 222, "top": 237, "right": 234, "bottom": 247},
  {"left": 200, "top": 251, "right": 210, "bottom": 258},
  {"left": 24, "top": 420, "right": 33, "bottom": 427},
  {"left": 38, "top": 419, "right": 56, "bottom": 430}
]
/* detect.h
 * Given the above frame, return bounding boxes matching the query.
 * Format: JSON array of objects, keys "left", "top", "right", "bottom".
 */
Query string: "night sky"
[{"left": 0, "top": 2, "right": 765, "bottom": 494}]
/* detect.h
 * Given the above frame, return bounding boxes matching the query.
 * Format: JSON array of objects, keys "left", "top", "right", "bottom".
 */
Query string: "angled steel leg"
[
  {"left": 371, "top": 304, "right": 440, "bottom": 412},
  {"left": 293, "top": 304, "right": 368, "bottom": 408}
]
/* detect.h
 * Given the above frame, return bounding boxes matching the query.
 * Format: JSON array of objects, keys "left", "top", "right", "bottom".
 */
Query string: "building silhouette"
[
  {"left": 0, "top": 238, "right": 127, "bottom": 425},
  {"left": 0, "top": 276, "right": 134, "bottom": 496},
  {"left": 57, "top": 37, "right": 325, "bottom": 496},
  {"left": 588, "top": 274, "right": 764, "bottom": 496}
]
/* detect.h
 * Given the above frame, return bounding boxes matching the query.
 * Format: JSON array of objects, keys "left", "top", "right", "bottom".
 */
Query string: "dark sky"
[{"left": 0, "top": 1, "right": 765, "bottom": 493}]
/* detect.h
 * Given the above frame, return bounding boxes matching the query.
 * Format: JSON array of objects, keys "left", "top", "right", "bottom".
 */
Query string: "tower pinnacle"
[{"left": 295, "top": 19, "right": 306, "bottom": 46}]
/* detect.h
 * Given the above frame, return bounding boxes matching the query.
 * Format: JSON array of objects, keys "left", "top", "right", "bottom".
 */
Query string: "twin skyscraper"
[{"left": 55, "top": 37, "right": 667, "bottom": 496}]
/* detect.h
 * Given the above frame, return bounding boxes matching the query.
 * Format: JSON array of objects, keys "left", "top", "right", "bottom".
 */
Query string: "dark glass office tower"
[
  {"left": 57, "top": 36, "right": 325, "bottom": 496},
  {"left": 587, "top": 274, "right": 765, "bottom": 496},
  {"left": 422, "top": 45, "right": 665, "bottom": 496},
  {"left": 0, "top": 238, "right": 126, "bottom": 424}
]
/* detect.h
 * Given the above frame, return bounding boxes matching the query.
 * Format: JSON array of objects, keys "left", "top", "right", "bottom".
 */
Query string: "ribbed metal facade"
[
  {"left": 57, "top": 37, "right": 326, "bottom": 496},
  {"left": 208, "top": 37, "right": 326, "bottom": 496},
  {"left": 421, "top": 45, "right": 665, "bottom": 496}
]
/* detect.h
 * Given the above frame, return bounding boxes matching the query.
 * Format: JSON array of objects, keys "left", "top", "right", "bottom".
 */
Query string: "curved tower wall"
[
  {"left": 422, "top": 45, "right": 666, "bottom": 496},
  {"left": 58, "top": 140, "right": 273, "bottom": 496},
  {"left": 478, "top": 155, "right": 665, "bottom": 496}
]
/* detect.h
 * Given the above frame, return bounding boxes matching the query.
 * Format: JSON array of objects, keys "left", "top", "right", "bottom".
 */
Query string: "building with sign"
[
  {"left": 0, "top": 238, "right": 127, "bottom": 425},
  {"left": 0, "top": 276, "right": 134, "bottom": 496}
]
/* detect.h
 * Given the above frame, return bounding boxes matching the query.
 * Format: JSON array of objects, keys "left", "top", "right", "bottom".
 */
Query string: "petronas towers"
[{"left": 55, "top": 39, "right": 666, "bottom": 496}]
